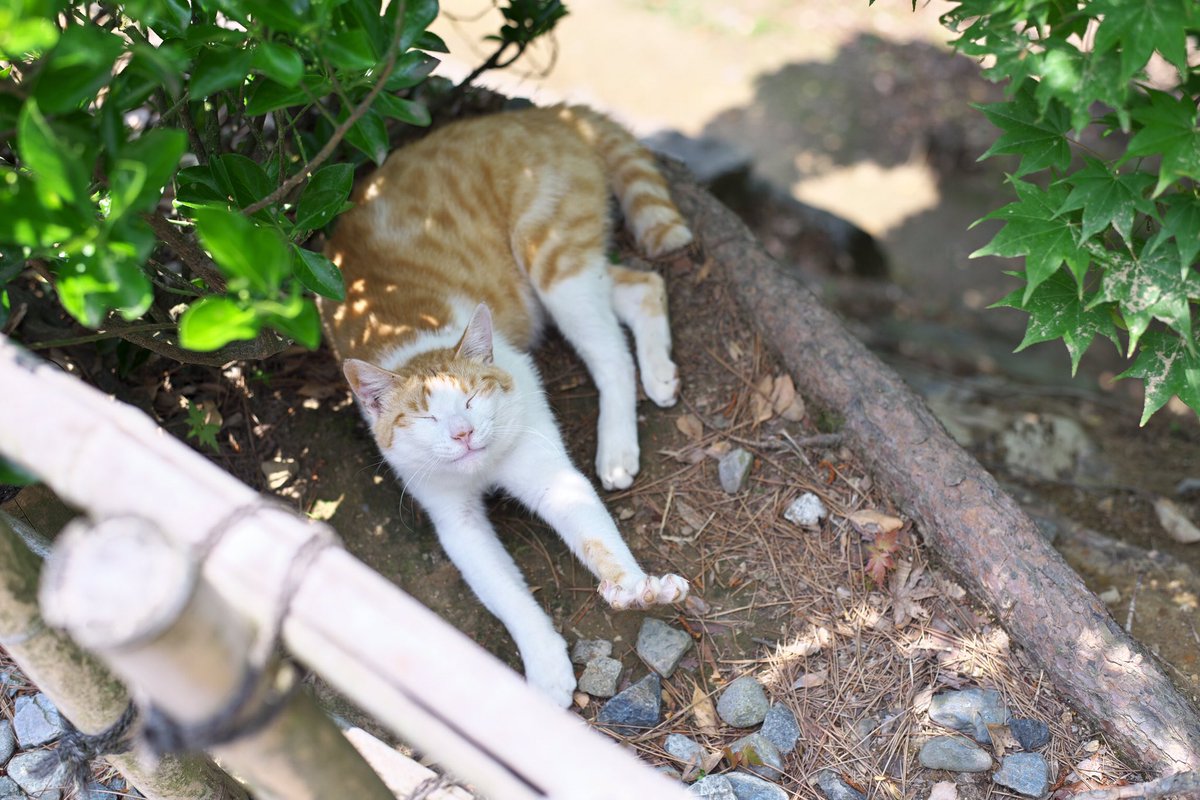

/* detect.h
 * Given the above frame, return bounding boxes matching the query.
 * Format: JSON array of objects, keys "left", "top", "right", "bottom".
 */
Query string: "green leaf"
[
  {"left": 121, "top": 0, "right": 192, "bottom": 37},
  {"left": 0, "top": 169, "right": 76, "bottom": 248},
  {"left": 253, "top": 41, "right": 305, "bottom": 87},
  {"left": 0, "top": 13, "right": 58, "bottom": 59},
  {"left": 397, "top": 0, "right": 441, "bottom": 50},
  {"left": 344, "top": 107, "right": 389, "bottom": 165},
  {"left": 1117, "top": 329, "right": 1200, "bottom": 425},
  {"left": 292, "top": 245, "right": 346, "bottom": 300},
  {"left": 1145, "top": 193, "right": 1200, "bottom": 274},
  {"left": 1089, "top": 246, "right": 1199, "bottom": 354},
  {"left": 185, "top": 401, "right": 222, "bottom": 452},
  {"left": 414, "top": 30, "right": 450, "bottom": 53},
  {"left": 17, "top": 99, "right": 92, "bottom": 209},
  {"left": 0, "top": 454, "right": 37, "bottom": 487},
  {"left": 174, "top": 164, "right": 228, "bottom": 208},
  {"left": 190, "top": 45, "right": 254, "bottom": 99},
  {"left": 192, "top": 207, "right": 291, "bottom": 294},
  {"left": 179, "top": 296, "right": 262, "bottom": 350},
  {"left": 383, "top": 50, "right": 440, "bottom": 91},
  {"left": 294, "top": 163, "right": 354, "bottom": 232},
  {"left": 245, "top": 75, "right": 331, "bottom": 114},
  {"left": 243, "top": 0, "right": 314, "bottom": 33},
  {"left": 109, "top": 129, "right": 188, "bottom": 219},
  {"left": 972, "top": 179, "right": 1086, "bottom": 300},
  {"left": 322, "top": 29, "right": 379, "bottom": 72},
  {"left": 1092, "top": 0, "right": 1191, "bottom": 82},
  {"left": 55, "top": 249, "right": 154, "bottom": 328},
  {"left": 373, "top": 94, "right": 431, "bottom": 127},
  {"left": 263, "top": 296, "right": 321, "bottom": 348},
  {"left": 992, "top": 268, "right": 1121, "bottom": 375},
  {"left": 975, "top": 87, "right": 1072, "bottom": 177},
  {"left": 31, "top": 23, "right": 124, "bottom": 114},
  {"left": 0, "top": 249, "right": 25, "bottom": 284},
  {"left": 1125, "top": 89, "right": 1200, "bottom": 196},
  {"left": 213, "top": 153, "right": 274, "bottom": 209},
  {"left": 1055, "top": 158, "right": 1156, "bottom": 245}
]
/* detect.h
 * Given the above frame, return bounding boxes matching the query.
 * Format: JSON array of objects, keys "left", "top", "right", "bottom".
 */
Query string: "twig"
[
  {"left": 26, "top": 323, "right": 176, "bottom": 350},
  {"left": 1072, "top": 771, "right": 1200, "bottom": 800},
  {"left": 1125, "top": 573, "right": 1142, "bottom": 633},
  {"left": 240, "top": 5, "right": 406, "bottom": 217},
  {"left": 142, "top": 213, "right": 226, "bottom": 292}
]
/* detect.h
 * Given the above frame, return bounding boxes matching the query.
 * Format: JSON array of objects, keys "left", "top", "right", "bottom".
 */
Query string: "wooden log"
[
  {"left": 662, "top": 165, "right": 1200, "bottom": 774},
  {"left": 0, "top": 341, "right": 691, "bottom": 800},
  {"left": 0, "top": 513, "right": 249, "bottom": 800},
  {"left": 39, "top": 515, "right": 399, "bottom": 800}
]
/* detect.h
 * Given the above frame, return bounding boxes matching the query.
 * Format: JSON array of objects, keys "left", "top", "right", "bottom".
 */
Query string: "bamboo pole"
[
  {"left": 39, "top": 515, "right": 397, "bottom": 800},
  {"left": 0, "top": 340, "right": 691, "bottom": 800},
  {"left": 0, "top": 513, "right": 249, "bottom": 800}
]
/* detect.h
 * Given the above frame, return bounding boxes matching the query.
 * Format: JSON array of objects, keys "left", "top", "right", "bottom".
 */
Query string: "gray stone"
[
  {"left": 0, "top": 777, "right": 22, "bottom": 800},
  {"left": 717, "top": 676, "right": 770, "bottom": 728},
  {"left": 664, "top": 733, "right": 705, "bottom": 766},
  {"left": 578, "top": 657, "right": 622, "bottom": 698},
  {"left": 689, "top": 775, "right": 738, "bottom": 799},
  {"left": 783, "top": 493, "right": 827, "bottom": 528},
  {"left": 817, "top": 770, "right": 867, "bottom": 800},
  {"left": 919, "top": 736, "right": 993, "bottom": 772},
  {"left": 596, "top": 674, "right": 661, "bottom": 735},
  {"left": 759, "top": 704, "right": 800, "bottom": 754},
  {"left": 1176, "top": 477, "right": 1200, "bottom": 498},
  {"left": 998, "top": 414, "right": 1108, "bottom": 485},
  {"left": 929, "top": 688, "right": 1008, "bottom": 743},
  {"left": 728, "top": 732, "right": 783, "bottom": 779},
  {"left": 7, "top": 750, "right": 64, "bottom": 799},
  {"left": 727, "top": 771, "right": 788, "bottom": 800},
  {"left": 1009, "top": 718, "right": 1050, "bottom": 751},
  {"left": 0, "top": 719, "right": 14, "bottom": 764},
  {"left": 13, "top": 693, "right": 65, "bottom": 748},
  {"left": 993, "top": 753, "right": 1051, "bottom": 798},
  {"left": 571, "top": 639, "right": 612, "bottom": 666},
  {"left": 656, "top": 765, "right": 683, "bottom": 781},
  {"left": 637, "top": 618, "right": 693, "bottom": 678},
  {"left": 718, "top": 449, "right": 754, "bottom": 494}
]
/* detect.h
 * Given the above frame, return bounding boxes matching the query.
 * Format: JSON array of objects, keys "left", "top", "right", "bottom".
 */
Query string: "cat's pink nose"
[{"left": 449, "top": 417, "right": 474, "bottom": 442}]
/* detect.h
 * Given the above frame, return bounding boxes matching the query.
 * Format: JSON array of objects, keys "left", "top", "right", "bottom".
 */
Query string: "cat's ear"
[
  {"left": 343, "top": 359, "right": 397, "bottom": 419},
  {"left": 455, "top": 303, "right": 494, "bottom": 364}
]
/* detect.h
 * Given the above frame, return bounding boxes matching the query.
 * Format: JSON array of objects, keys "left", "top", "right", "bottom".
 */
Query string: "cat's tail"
[{"left": 561, "top": 106, "right": 694, "bottom": 258}]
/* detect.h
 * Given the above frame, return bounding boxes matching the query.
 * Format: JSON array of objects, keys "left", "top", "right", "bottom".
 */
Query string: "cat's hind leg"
[{"left": 609, "top": 264, "right": 678, "bottom": 408}]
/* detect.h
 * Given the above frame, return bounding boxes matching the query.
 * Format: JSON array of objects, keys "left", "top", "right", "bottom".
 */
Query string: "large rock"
[
  {"left": 0, "top": 777, "right": 24, "bottom": 800},
  {"left": 13, "top": 693, "right": 65, "bottom": 748},
  {"left": 998, "top": 413, "right": 1108, "bottom": 485},
  {"left": 664, "top": 733, "right": 705, "bottom": 766},
  {"left": 993, "top": 753, "right": 1051, "bottom": 798},
  {"left": 918, "top": 736, "right": 993, "bottom": 772},
  {"left": 1008, "top": 718, "right": 1050, "bottom": 751},
  {"left": 637, "top": 618, "right": 693, "bottom": 678},
  {"left": 759, "top": 704, "right": 800, "bottom": 754},
  {"left": 726, "top": 771, "right": 788, "bottom": 800},
  {"left": 690, "top": 775, "right": 738, "bottom": 799},
  {"left": 596, "top": 674, "right": 661, "bottom": 736},
  {"left": 717, "top": 676, "right": 770, "bottom": 728},
  {"left": 728, "top": 732, "right": 783, "bottom": 779},
  {"left": 0, "top": 719, "right": 14, "bottom": 764},
  {"left": 928, "top": 688, "right": 1008, "bottom": 743},
  {"left": 571, "top": 639, "right": 612, "bottom": 666},
  {"left": 7, "top": 750, "right": 64, "bottom": 799}
]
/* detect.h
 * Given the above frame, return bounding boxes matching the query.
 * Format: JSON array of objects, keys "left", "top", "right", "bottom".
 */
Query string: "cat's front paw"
[
  {"left": 596, "top": 435, "right": 639, "bottom": 491},
  {"left": 599, "top": 573, "right": 690, "bottom": 610},
  {"left": 641, "top": 358, "right": 680, "bottom": 408},
  {"left": 522, "top": 638, "right": 577, "bottom": 708}
]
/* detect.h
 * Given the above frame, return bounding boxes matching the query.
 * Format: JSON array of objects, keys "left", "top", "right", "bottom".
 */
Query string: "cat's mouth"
[{"left": 451, "top": 445, "right": 487, "bottom": 464}]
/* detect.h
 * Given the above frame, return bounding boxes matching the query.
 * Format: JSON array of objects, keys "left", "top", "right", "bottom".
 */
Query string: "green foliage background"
[{"left": 926, "top": 0, "right": 1200, "bottom": 423}]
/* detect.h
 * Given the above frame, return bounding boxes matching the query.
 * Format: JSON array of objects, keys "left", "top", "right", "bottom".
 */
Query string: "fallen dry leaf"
[
  {"left": 749, "top": 375, "right": 775, "bottom": 424},
  {"left": 675, "top": 413, "right": 704, "bottom": 442},
  {"left": 705, "top": 440, "right": 732, "bottom": 459},
  {"left": 848, "top": 509, "right": 904, "bottom": 537},
  {"left": 1153, "top": 497, "right": 1200, "bottom": 543},
  {"left": 770, "top": 374, "right": 807, "bottom": 422},
  {"left": 675, "top": 498, "right": 711, "bottom": 532},
  {"left": 691, "top": 684, "right": 720, "bottom": 736},
  {"left": 792, "top": 669, "right": 828, "bottom": 689},
  {"left": 573, "top": 692, "right": 589, "bottom": 709},
  {"left": 684, "top": 594, "right": 711, "bottom": 616}
]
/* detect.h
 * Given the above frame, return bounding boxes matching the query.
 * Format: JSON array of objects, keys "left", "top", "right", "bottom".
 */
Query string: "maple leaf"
[
  {"left": 972, "top": 178, "right": 1087, "bottom": 301},
  {"left": 1056, "top": 158, "right": 1156, "bottom": 245},
  {"left": 865, "top": 528, "right": 901, "bottom": 586},
  {"left": 185, "top": 401, "right": 221, "bottom": 453},
  {"left": 992, "top": 269, "right": 1122, "bottom": 375},
  {"left": 974, "top": 87, "right": 1072, "bottom": 178},
  {"left": 1145, "top": 193, "right": 1200, "bottom": 275},
  {"left": 1118, "top": 329, "right": 1200, "bottom": 425},
  {"left": 1092, "top": 0, "right": 1192, "bottom": 83},
  {"left": 1125, "top": 89, "right": 1200, "bottom": 196},
  {"left": 1088, "top": 246, "right": 1198, "bottom": 355}
]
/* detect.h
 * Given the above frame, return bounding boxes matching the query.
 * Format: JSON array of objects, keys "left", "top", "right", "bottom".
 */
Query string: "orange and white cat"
[{"left": 321, "top": 105, "right": 691, "bottom": 706}]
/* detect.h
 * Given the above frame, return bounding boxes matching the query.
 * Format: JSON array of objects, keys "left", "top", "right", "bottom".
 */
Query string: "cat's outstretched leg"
[
  {"left": 536, "top": 266, "right": 642, "bottom": 491},
  {"left": 418, "top": 488, "right": 576, "bottom": 707},
  {"left": 500, "top": 436, "right": 690, "bottom": 610},
  {"left": 609, "top": 264, "right": 678, "bottom": 408}
]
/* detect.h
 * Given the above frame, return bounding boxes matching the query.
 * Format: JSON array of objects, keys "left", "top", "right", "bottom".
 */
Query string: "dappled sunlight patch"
[{"left": 790, "top": 158, "right": 940, "bottom": 237}]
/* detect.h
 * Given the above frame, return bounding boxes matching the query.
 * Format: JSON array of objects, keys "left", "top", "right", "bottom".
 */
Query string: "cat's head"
[{"left": 344, "top": 304, "right": 518, "bottom": 480}]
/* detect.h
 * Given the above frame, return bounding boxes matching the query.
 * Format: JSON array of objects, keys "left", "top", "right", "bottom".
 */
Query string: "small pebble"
[
  {"left": 816, "top": 770, "right": 867, "bottom": 800},
  {"left": 919, "top": 736, "right": 993, "bottom": 772},
  {"left": 690, "top": 775, "right": 738, "bottom": 799},
  {"left": 578, "top": 657, "right": 622, "bottom": 698},
  {"left": 993, "top": 752, "right": 1051, "bottom": 798},
  {"left": 759, "top": 704, "right": 800, "bottom": 754},
  {"left": 1009, "top": 718, "right": 1050, "bottom": 751},
  {"left": 1175, "top": 477, "right": 1200, "bottom": 497},
  {"left": 664, "top": 733, "right": 705, "bottom": 767},
  {"left": 637, "top": 618, "right": 693, "bottom": 678},
  {"left": 718, "top": 449, "right": 754, "bottom": 494},
  {"left": 7, "top": 750, "right": 64, "bottom": 799},
  {"left": 1098, "top": 588, "right": 1121, "bottom": 605},
  {"left": 929, "top": 688, "right": 1008, "bottom": 743},
  {"left": 13, "top": 693, "right": 66, "bottom": 748},
  {"left": 0, "top": 719, "right": 14, "bottom": 764},
  {"left": 596, "top": 674, "right": 661, "bottom": 735},
  {"left": 728, "top": 732, "right": 783, "bottom": 778},
  {"left": 783, "top": 493, "right": 827, "bottom": 527},
  {"left": 726, "top": 771, "right": 788, "bottom": 800},
  {"left": 571, "top": 639, "right": 612, "bottom": 666},
  {"left": 717, "top": 676, "right": 770, "bottom": 728}
]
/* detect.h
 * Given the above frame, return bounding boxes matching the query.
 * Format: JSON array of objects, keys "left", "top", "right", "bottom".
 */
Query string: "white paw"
[
  {"left": 522, "top": 637, "right": 576, "bottom": 708},
  {"left": 641, "top": 357, "right": 679, "bottom": 408},
  {"left": 596, "top": 427, "right": 639, "bottom": 491},
  {"left": 599, "top": 573, "right": 690, "bottom": 610}
]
